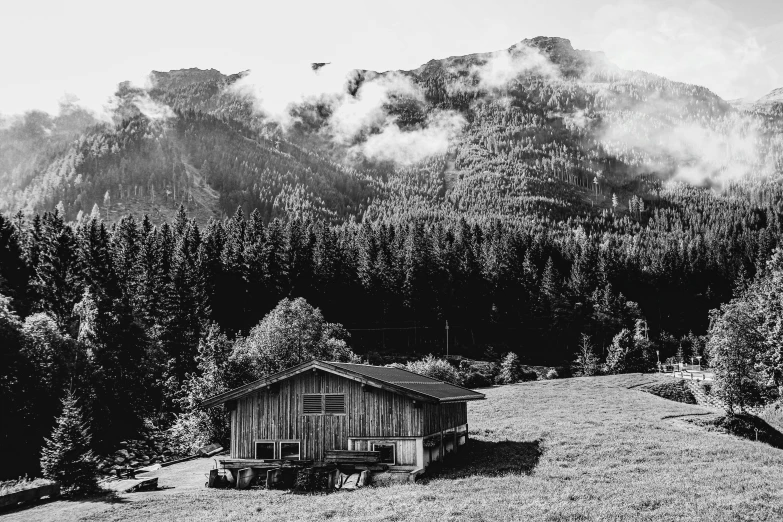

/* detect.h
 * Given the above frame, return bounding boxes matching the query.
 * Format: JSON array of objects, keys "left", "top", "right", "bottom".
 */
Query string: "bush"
[
  {"left": 40, "top": 392, "right": 99, "bottom": 496},
  {"left": 644, "top": 381, "right": 697, "bottom": 404},
  {"left": 406, "top": 355, "right": 461, "bottom": 385},
  {"left": 498, "top": 352, "right": 523, "bottom": 384},
  {"left": 758, "top": 401, "right": 783, "bottom": 432},
  {"left": 457, "top": 359, "right": 499, "bottom": 388},
  {"left": 461, "top": 371, "right": 493, "bottom": 388},
  {"left": 546, "top": 369, "right": 559, "bottom": 380},
  {"left": 0, "top": 476, "right": 55, "bottom": 495},
  {"left": 573, "top": 334, "right": 600, "bottom": 376},
  {"left": 519, "top": 369, "right": 539, "bottom": 382}
]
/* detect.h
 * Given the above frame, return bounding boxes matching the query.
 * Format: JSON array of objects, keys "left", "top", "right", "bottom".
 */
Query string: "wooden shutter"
[
  {"left": 324, "top": 394, "right": 345, "bottom": 414},
  {"left": 303, "top": 394, "right": 323, "bottom": 414}
]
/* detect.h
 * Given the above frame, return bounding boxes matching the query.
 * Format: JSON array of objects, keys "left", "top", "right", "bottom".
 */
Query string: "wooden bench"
[{"left": 324, "top": 450, "right": 381, "bottom": 464}]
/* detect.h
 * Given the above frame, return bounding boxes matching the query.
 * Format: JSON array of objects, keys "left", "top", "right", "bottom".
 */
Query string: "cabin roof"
[
  {"left": 327, "top": 362, "right": 485, "bottom": 401},
  {"left": 200, "top": 360, "right": 485, "bottom": 409}
]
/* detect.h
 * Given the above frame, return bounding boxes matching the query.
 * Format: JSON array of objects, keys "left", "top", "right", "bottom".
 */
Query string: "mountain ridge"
[{"left": 1, "top": 36, "right": 782, "bottom": 224}]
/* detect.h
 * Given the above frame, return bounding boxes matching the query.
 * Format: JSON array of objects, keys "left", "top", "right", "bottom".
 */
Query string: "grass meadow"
[{"left": 5, "top": 373, "right": 783, "bottom": 521}]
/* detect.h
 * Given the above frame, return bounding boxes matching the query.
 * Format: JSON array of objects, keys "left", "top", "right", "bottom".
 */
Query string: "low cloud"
[
  {"left": 600, "top": 110, "right": 770, "bottom": 188},
  {"left": 103, "top": 82, "right": 176, "bottom": 123},
  {"left": 230, "top": 62, "right": 356, "bottom": 128},
  {"left": 328, "top": 72, "right": 423, "bottom": 143},
  {"left": 234, "top": 62, "right": 463, "bottom": 164},
  {"left": 357, "top": 110, "right": 465, "bottom": 165},
  {"left": 472, "top": 43, "right": 561, "bottom": 90},
  {"left": 124, "top": 91, "right": 175, "bottom": 121}
]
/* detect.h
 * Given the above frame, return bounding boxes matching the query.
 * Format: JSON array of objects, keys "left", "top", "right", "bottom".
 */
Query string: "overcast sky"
[{"left": 2, "top": 0, "right": 781, "bottom": 115}]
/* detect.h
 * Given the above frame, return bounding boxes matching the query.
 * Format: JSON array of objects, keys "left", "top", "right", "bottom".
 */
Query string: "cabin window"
[
  {"left": 324, "top": 394, "right": 346, "bottom": 414},
  {"left": 280, "top": 441, "right": 300, "bottom": 460},
  {"left": 371, "top": 443, "right": 396, "bottom": 465},
  {"left": 303, "top": 394, "right": 322, "bottom": 414},
  {"left": 254, "top": 441, "right": 275, "bottom": 460},
  {"left": 302, "top": 393, "right": 346, "bottom": 415}
]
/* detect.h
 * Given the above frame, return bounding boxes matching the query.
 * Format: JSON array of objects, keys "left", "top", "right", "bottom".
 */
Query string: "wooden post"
[{"left": 438, "top": 408, "right": 444, "bottom": 462}]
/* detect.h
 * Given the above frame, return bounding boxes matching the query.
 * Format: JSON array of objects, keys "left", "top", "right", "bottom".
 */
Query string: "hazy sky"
[{"left": 2, "top": 0, "right": 781, "bottom": 115}]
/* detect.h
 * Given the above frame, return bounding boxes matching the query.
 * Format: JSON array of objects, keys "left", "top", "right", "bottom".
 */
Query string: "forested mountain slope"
[
  {"left": 2, "top": 36, "right": 783, "bottom": 352},
  {"left": 2, "top": 36, "right": 781, "bottom": 225}
]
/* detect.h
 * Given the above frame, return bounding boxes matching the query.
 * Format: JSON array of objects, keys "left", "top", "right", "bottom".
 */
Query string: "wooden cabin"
[{"left": 201, "top": 360, "right": 485, "bottom": 470}]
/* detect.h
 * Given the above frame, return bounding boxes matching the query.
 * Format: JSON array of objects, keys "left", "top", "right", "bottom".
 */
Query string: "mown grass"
[
  {"left": 14, "top": 374, "right": 783, "bottom": 521},
  {"left": 0, "top": 477, "right": 54, "bottom": 495}
]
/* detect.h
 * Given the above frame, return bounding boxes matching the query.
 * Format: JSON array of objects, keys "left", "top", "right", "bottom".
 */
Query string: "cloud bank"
[
  {"left": 471, "top": 43, "right": 561, "bottom": 90},
  {"left": 588, "top": 0, "right": 780, "bottom": 101},
  {"left": 233, "top": 62, "right": 465, "bottom": 164},
  {"left": 358, "top": 110, "right": 465, "bottom": 165}
]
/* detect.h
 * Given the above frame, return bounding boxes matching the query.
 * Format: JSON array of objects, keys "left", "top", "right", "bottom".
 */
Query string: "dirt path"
[{"left": 0, "top": 458, "right": 216, "bottom": 522}]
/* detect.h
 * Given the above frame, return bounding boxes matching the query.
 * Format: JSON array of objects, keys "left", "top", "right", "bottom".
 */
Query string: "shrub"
[
  {"left": 406, "top": 355, "right": 461, "bottom": 385},
  {"left": 546, "top": 369, "right": 559, "bottom": 380},
  {"left": 605, "top": 329, "right": 634, "bottom": 374},
  {"left": 573, "top": 334, "right": 600, "bottom": 376},
  {"left": 555, "top": 366, "right": 572, "bottom": 378},
  {"left": 758, "top": 401, "right": 783, "bottom": 432},
  {"left": 40, "top": 392, "right": 99, "bottom": 496},
  {"left": 519, "top": 369, "right": 539, "bottom": 382},
  {"left": 0, "top": 477, "right": 55, "bottom": 495},
  {"left": 461, "top": 371, "right": 492, "bottom": 388},
  {"left": 498, "top": 352, "right": 523, "bottom": 384},
  {"left": 644, "top": 381, "right": 697, "bottom": 404}
]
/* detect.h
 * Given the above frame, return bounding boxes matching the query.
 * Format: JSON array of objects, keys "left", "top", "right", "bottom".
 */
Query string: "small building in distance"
[{"left": 201, "top": 360, "right": 485, "bottom": 469}]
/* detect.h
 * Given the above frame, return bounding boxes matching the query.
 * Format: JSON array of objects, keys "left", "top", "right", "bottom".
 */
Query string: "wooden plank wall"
[
  {"left": 421, "top": 402, "right": 467, "bottom": 435},
  {"left": 351, "top": 439, "right": 418, "bottom": 466},
  {"left": 231, "top": 370, "right": 439, "bottom": 461}
]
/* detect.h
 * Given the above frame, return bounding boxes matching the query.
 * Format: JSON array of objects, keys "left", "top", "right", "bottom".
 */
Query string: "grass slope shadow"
[
  {"left": 422, "top": 439, "right": 542, "bottom": 481},
  {"left": 689, "top": 413, "right": 783, "bottom": 450},
  {"left": 0, "top": 489, "right": 127, "bottom": 517}
]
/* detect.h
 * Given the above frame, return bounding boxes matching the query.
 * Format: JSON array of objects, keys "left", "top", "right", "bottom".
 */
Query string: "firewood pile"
[{"left": 96, "top": 433, "right": 183, "bottom": 476}]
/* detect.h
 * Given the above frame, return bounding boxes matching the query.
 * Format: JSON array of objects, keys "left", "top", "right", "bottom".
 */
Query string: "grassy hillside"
[{"left": 9, "top": 374, "right": 783, "bottom": 521}]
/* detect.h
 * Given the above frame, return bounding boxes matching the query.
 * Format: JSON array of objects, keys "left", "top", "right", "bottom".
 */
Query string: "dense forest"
[{"left": 2, "top": 36, "right": 783, "bottom": 479}]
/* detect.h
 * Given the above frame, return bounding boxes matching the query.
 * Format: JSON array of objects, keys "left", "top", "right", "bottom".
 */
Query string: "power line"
[{"left": 347, "top": 326, "right": 433, "bottom": 331}]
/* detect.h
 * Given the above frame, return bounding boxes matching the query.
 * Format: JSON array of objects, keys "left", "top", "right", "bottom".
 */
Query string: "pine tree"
[
  {"left": 40, "top": 392, "right": 99, "bottom": 495},
  {"left": 76, "top": 217, "right": 114, "bottom": 298},
  {"left": 35, "top": 210, "right": 80, "bottom": 326},
  {"left": 0, "top": 213, "right": 31, "bottom": 312},
  {"left": 112, "top": 215, "right": 141, "bottom": 302},
  {"left": 135, "top": 216, "right": 164, "bottom": 324}
]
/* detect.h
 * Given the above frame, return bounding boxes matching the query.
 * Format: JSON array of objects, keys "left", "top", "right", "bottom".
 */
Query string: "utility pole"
[{"left": 445, "top": 320, "right": 449, "bottom": 358}]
